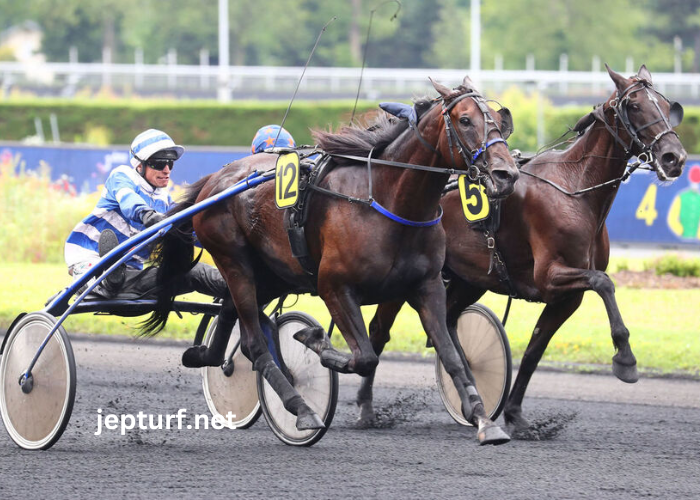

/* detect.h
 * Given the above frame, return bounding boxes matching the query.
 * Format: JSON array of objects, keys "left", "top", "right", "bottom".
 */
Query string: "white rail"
[{"left": 2, "top": 62, "right": 699, "bottom": 101}]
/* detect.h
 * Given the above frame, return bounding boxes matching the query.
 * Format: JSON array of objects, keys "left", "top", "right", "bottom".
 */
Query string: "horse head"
[
  {"left": 430, "top": 76, "right": 519, "bottom": 198},
  {"left": 605, "top": 64, "right": 687, "bottom": 180}
]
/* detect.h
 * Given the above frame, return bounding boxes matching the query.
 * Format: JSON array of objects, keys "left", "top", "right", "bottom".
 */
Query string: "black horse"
[
  {"left": 362, "top": 65, "right": 687, "bottom": 434},
  {"left": 143, "top": 76, "right": 519, "bottom": 444}
]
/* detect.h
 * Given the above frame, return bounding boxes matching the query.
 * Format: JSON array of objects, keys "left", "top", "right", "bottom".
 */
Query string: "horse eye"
[
  {"left": 459, "top": 116, "right": 471, "bottom": 126},
  {"left": 629, "top": 102, "right": 640, "bottom": 111}
]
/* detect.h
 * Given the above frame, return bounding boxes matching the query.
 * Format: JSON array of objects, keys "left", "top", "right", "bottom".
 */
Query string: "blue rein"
[
  {"left": 370, "top": 200, "right": 443, "bottom": 227},
  {"left": 472, "top": 138, "right": 508, "bottom": 162}
]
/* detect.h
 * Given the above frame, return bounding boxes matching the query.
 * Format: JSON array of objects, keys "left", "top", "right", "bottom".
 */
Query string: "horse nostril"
[
  {"left": 493, "top": 168, "right": 518, "bottom": 184},
  {"left": 662, "top": 152, "right": 678, "bottom": 166}
]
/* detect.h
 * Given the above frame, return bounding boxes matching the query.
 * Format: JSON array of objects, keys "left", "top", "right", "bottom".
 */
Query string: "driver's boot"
[{"left": 96, "top": 229, "right": 126, "bottom": 297}]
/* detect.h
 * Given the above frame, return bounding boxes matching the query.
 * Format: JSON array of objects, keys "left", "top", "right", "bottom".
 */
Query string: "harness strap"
[
  {"left": 593, "top": 105, "right": 632, "bottom": 154},
  {"left": 408, "top": 121, "right": 442, "bottom": 157},
  {"left": 329, "top": 153, "right": 468, "bottom": 176},
  {"left": 370, "top": 201, "right": 443, "bottom": 227}
]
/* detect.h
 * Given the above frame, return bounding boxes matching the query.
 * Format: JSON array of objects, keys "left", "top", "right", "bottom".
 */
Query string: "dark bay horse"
[
  {"left": 143, "top": 76, "right": 519, "bottom": 444},
  {"left": 362, "top": 65, "right": 687, "bottom": 433}
]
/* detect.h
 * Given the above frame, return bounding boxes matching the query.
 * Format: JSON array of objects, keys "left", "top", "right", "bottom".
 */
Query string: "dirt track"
[{"left": 1, "top": 334, "right": 699, "bottom": 499}]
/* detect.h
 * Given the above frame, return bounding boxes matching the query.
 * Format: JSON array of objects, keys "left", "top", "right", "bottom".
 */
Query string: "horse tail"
[{"left": 140, "top": 174, "right": 212, "bottom": 336}]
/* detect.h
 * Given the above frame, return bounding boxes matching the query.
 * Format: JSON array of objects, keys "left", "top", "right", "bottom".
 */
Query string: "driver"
[{"left": 64, "top": 128, "right": 227, "bottom": 300}]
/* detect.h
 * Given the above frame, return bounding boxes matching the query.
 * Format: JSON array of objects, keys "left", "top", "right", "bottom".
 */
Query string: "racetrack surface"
[{"left": 1, "top": 334, "right": 698, "bottom": 499}]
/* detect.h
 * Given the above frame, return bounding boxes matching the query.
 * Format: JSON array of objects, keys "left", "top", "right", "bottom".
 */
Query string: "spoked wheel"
[
  {"left": 436, "top": 303, "right": 512, "bottom": 426},
  {"left": 257, "top": 312, "right": 338, "bottom": 447},
  {"left": 201, "top": 316, "right": 261, "bottom": 429},
  {"left": 0, "top": 312, "right": 76, "bottom": 450}
]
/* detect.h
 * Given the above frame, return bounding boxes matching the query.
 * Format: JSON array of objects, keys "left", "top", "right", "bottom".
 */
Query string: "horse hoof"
[
  {"left": 357, "top": 403, "right": 376, "bottom": 424},
  {"left": 505, "top": 412, "right": 531, "bottom": 435},
  {"left": 182, "top": 345, "right": 208, "bottom": 368},
  {"left": 296, "top": 412, "right": 325, "bottom": 430},
  {"left": 293, "top": 326, "right": 329, "bottom": 354},
  {"left": 477, "top": 422, "right": 511, "bottom": 446},
  {"left": 612, "top": 357, "right": 639, "bottom": 383}
]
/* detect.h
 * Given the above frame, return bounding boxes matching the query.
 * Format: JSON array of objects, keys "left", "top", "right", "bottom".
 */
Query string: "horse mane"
[{"left": 312, "top": 96, "right": 437, "bottom": 165}]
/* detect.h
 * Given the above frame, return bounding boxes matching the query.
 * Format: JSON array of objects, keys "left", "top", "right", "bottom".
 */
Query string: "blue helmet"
[{"left": 251, "top": 125, "right": 295, "bottom": 154}]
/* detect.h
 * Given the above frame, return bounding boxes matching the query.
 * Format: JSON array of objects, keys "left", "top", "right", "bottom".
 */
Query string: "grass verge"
[{"left": 1, "top": 262, "right": 698, "bottom": 377}]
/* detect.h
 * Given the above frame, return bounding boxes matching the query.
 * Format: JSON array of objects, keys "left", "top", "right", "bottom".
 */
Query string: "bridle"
[
  {"left": 405, "top": 89, "right": 511, "bottom": 182},
  {"left": 522, "top": 78, "right": 684, "bottom": 196},
  {"left": 594, "top": 78, "right": 683, "bottom": 172},
  {"left": 439, "top": 91, "right": 510, "bottom": 181}
]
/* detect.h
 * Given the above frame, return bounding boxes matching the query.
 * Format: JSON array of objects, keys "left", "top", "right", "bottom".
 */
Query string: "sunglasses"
[{"left": 146, "top": 159, "right": 174, "bottom": 171}]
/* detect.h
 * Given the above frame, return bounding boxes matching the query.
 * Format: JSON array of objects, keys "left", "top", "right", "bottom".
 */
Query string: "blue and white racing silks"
[{"left": 65, "top": 165, "right": 172, "bottom": 272}]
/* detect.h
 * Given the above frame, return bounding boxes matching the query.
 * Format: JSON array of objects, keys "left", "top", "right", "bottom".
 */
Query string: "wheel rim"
[
  {"left": 0, "top": 313, "right": 75, "bottom": 450},
  {"left": 436, "top": 305, "right": 510, "bottom": 425},
  {"left": 201, "top": 318, "right": 260, "bottom": 429},
  {"left": 259, "top": 312, "right": 337, "bottom": 445}
]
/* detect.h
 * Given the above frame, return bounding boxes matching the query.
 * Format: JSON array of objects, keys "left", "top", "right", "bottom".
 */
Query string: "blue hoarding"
[
  {"left": 0, "top": 142, "right": 249, "bottom": 195},
  {"left": 604, "top": 161, "right": 700, "bottom": 249},
  {"left": 1, "top": 142, "right": 699, "bottom": 249}
]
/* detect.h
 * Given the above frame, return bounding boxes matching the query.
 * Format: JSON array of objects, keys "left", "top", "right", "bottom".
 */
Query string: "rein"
[
  {"left": 520, "top": 79, "right": 679, "bottom": 196},
  {"left": 520, "top": 157, "right": 651, "bottom": 196},
  {"left": 316, "top": 88, "right": 510, "bottom": 227}
]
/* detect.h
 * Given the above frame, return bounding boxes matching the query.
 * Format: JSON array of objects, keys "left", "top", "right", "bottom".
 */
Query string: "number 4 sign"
[{"left": 635, "top": 184, "right": 658, "bottom": 226}]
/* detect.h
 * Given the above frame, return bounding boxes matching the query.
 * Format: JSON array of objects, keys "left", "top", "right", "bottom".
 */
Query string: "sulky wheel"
[
  {"left": 436, "top": 303, "right": 512, "bottom": 426},
  {"left": 201, "top": 316, "right": 261, "bottom": 429},
  {"left": 0, "top": 312, "right": 76, "bottom": 450},
  {"left": 257, "top": 312, "right": 338, "bottom": 447}
]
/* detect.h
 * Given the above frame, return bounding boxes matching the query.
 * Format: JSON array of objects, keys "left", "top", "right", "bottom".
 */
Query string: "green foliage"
[
  {"left": 613, "top": 259, "right": 630, "bottom": 272},
  {"left": 0, "top": 0, "right": 697, "bottom": 71},
  {"left": 0, "top": 45, "right": 16, "bottom": 62},
  {"left": 3, "top": 96, "right": 700, "bottom": 153},
  {"left": 0, "top": 156, "right": 98, "bottom": 263},
  {"left": 494, "top": 86, "right": 553, "bottom": 152},
  {"left": 0, "top": 99, "right": 377, "bottom": 147},
  {"left": 652, "top": 255, "right": 700, "bottom": 277}
]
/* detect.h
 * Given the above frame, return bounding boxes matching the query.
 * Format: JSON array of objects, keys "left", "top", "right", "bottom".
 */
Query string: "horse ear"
[
  {"left": 462, "top": 75, "right": 475, "bottom": 90},
  {"left": 637, "top": 64, "right": 652, "bottom": 83},
  {"left": 497, "top": 108, "right": 514, "bottom": 139},
  {"left": 669, "top": 101, "right": 684, "bottom": 127},
  {"left": 605, "top": 63, "right": 628, "bottom": 91},
  {"left": 430, "top": 77, "right": 452, "bottom": 98}
]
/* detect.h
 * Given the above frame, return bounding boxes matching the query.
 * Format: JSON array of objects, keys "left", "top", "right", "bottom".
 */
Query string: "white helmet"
[{"left": 129, "top": 129, "right": 185, "bottom": 168}]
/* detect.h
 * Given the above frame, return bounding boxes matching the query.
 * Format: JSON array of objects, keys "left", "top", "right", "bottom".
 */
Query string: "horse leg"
[
  {"left": 504, "top": 294, "right": 583, "bottom": 433},
  {"left": 409, "top": 277, "right": 509, "bottom": 445},
  {"left": 225, "top": 272, "right": 323, "bottom": 431},
  {"left": 182, "top": 296, "right": 237, "bottom": 368},
  {"left": 539, "top": 265, "right": 638, "bottom": 383},
  {"left": 295, "top": 285, "right": 378, "bottom": 376},
  {"left": 355, "top": 300, "right": 405, "bottom": 423},
  {"left": 590, "top": 272, "right": 638, "bottom": 383}
]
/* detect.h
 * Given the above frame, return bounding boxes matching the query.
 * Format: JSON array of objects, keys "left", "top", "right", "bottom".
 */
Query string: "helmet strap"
[{"left": 131, "top": 148, "right": 149, "bottom": 180}]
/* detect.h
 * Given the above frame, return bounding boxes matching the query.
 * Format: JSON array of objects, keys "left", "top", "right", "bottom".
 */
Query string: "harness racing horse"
[
  {"left": 143, "top": 76, "right": 520, "bottom": 444},
  {"left": 362, "top": 65, "right": 687, "bottom": 433}
]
